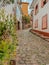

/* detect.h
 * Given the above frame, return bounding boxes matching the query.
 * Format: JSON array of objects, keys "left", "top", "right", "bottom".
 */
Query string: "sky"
[
  {"left": 22, "top": 0, "right": 32, "bottom": 3},
  {"left": 28, "top": 0, "right": 33, "bottom": 14},
  {"left": 22, "top": 0, "right": 33, "bottom": 14}
]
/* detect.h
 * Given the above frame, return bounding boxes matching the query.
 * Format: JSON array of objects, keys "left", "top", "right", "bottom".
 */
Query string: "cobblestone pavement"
[{"left": 16, "top": 29, "right": 49, "bottom": 65}]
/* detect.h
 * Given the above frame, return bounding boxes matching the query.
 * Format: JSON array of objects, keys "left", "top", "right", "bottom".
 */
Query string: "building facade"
[
  {"left": 0, "top": 0, "right": 15, "bottom": 20},
  {"left": 21, "top": 2, "right": 29, "bottom": 16},
  {"left": 21, "top": 2, "right": 29, "bottom": 29},
  {"left": 0, "top": 0, "right": 22, "bottom": 30},
  {"left": 16, "top": 1, "right": 29, "bottom": 30},
  {"left": 30, "top": 0, "right": 49, "bottom": 37},
  {"left": 16, "top": 0, "right": 22, "bottom": 30}
]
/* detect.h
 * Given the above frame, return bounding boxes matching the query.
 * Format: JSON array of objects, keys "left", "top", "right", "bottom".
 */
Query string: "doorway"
[{"left": 18, "top": 21, "right": 20, "bottom": 30}]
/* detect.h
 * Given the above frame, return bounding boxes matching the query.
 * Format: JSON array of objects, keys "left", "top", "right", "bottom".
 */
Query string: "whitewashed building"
[
  {"left": 0, "top": 0, "right": 16, "bottom": 21},
  {"left": 0, "top": 0, "right": 22, "bottom": 30},
  {"left": 30, "top": 0, "right": 49, "bottom": 37},
  {"left": 16, "top": 0, "right": 22, "bottom": 30}
]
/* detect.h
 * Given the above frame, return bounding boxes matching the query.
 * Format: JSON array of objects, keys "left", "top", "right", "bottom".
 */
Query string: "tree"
[{"left": 22, "top": 15, "right": 30, "bottom": 24}]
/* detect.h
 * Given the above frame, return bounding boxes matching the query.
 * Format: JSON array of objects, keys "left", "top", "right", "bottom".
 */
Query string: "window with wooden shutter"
[
  {"left": 41, "top": 0, "right": 48, "bottom": 8},
  {"left": 35, "top": 4, "right": 38, "bottom": 15},
  {"left": 35, "top": 20, "right": 38, "bottom": 28},
  {"left": 42, "top": 14, "right": 47, "bottom": 29},
  {"left": 41, "top": 0, "right": 44, "bottom": 7}
]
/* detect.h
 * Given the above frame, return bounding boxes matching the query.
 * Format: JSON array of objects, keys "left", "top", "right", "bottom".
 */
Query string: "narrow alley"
[
  {"left": 0, "top": 0, "right": 49, "bottom": 65},
  {"left": 16, "top": 29, "right": 49, "bottom": 65}
]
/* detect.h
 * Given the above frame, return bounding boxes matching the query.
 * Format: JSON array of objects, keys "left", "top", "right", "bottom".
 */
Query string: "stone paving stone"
[{"left": 16, "top": 29, "right": 49, "bottom": 65}]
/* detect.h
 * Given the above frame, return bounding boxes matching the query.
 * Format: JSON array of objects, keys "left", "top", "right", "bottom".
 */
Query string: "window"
[
  {"left": 42, "top": 14, "right": 47, "bottom": 29},
  {"left": 35, "top": 4, "right": 38, "bottom": 15},
  {"left": 43, "top": 0, "right": 47, "bottom": 5},
  {"left": 41, "top": 0, "right": 48, "bottom": 7},
  {"left": 35, "top": 20, "right": 38, "bottom": 28}
]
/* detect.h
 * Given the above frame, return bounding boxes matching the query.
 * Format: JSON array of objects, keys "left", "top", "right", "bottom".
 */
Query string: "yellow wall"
[{"left": 21, "top": 2, "right": 29, "bottom": 16}]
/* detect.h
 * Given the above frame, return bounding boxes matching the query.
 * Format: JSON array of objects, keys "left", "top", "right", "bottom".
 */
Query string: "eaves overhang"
[{"left": 30, "top": 0, "right": 38, "bottom": 9}]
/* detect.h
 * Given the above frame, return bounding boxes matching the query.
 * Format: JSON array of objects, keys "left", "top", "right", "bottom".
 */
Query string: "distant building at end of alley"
[
  {"left": 16, "top": 1, "right": 29, "bottom": 30},
  {"left": 21, "top": 2, "right": 29, "bottom": 16}
]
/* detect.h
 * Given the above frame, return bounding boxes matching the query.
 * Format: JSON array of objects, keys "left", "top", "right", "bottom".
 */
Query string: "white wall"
[
  {"left": 16, "top": 4, "right": 22, "bottom": 29},
  {"left": 33, "top": 0, "right": 49, "bottom": 33},
  {"left": 4, "top": 4, "right": 14, "bottom": 15}
]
